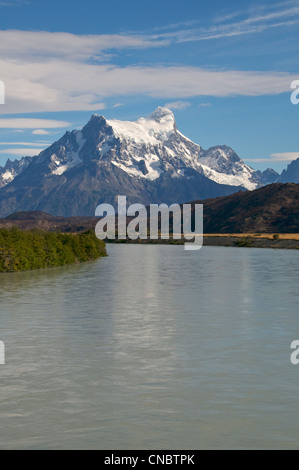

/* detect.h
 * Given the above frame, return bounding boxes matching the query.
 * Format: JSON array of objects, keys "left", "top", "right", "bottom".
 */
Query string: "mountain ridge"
[{"left": 0, "top": 107, "right": 296, "bottom": 217}]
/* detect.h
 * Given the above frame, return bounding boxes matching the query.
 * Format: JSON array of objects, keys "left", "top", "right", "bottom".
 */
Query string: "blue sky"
[{"left": 0, "top": 0, "right": 298, "bottom": 171}]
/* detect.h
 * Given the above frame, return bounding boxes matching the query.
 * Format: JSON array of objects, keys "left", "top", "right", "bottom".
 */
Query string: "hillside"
[
  {"left": 0, "top": 211, "right": 98, "bottom": 232},
  {"left": 195, "top": 183, "right": 299, "bottom": 233}
]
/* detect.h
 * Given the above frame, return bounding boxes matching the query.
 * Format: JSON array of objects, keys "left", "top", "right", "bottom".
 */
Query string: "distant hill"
[
  {"left": 5, "top": 211, "right": 55, "bottom": 221},
  {"left": 0, "top": 212, "right": 98, "bottom": 233},
  {"left": 194, "top": 183, "right": 299, "bottom": 233}
]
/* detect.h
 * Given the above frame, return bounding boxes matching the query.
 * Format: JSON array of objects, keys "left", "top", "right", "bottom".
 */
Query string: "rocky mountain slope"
[{"left": 0, "top": 156, "right": 32, "bottom": 188}]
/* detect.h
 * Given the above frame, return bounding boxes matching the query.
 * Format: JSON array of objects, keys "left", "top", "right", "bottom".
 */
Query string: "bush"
[
  {"left": 234, "top": 237, "right": 253, "bottom": 248},
  {"left": 0, "top": 228, "right": 107, "bottom": 273}
]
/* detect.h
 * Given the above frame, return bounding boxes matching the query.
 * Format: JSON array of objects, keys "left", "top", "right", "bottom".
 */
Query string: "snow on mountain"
[
  {"left": 52, "top": 130, "right": 85, "bottom": 176},
  {"left": 99, "top": 108, "right": 257, "bottom": 190},
  {"left": 197, "top": 146, "right": 259, "bottom": 190},
  {"left": 105, "top": 107, "right": 203, "bottom": 181},
  {"left": 107, "top": 107, "right": 176, "bottom": 145},
  {"left": 0, "top": 156, "right": 32, "bottom": 188},
  {"left": 0, "top": 107, "right": 275, "bottom": 191}
]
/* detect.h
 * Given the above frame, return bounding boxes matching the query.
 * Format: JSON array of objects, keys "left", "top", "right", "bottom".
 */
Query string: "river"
[{"left": 0, "top": 245, "right": 298, "bottom": 449}]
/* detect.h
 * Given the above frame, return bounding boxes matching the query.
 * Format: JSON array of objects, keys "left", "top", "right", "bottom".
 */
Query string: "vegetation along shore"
[{"left": 0, "top": 228, "right": 107, "bottom": 273}]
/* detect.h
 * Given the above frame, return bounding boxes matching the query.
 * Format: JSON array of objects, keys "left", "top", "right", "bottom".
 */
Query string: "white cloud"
[
  {"left": 32, "top": 129, "right": 51, "bottom": 135},
  {"left": 271, "top": 152, "right": 299, "bottom": 161},
  {"left": 0, "top": 58, "right": 296, "bottom": 114},
  {"left": 164, "top": 101, "right": 191, "bottom": 110},
  {"left": 112, "top": 103, "right": 124, "bottom": 109},
  {"left": 198, "top": 103, "right": 212, "bottom": 108},
  {"left": 0, "top": 118, "right": 70, "bottom": 128},
  {"left": 0, "top": 148, "right": 45, "bottom": 156},
  {"left": 0, "top": 27, "right": 297, "bottom": 114},
  {"left": 0, "top": 30, "right": 166, "bottom": 62}
]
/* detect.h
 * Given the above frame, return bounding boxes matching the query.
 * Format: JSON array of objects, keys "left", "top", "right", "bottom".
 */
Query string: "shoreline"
[{"left": 107, "top": 234, "right": 299, "bottom": 250}]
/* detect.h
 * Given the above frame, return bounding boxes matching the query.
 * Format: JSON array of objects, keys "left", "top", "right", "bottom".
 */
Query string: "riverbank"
[
  {"left": 107, "top": 234, "right": 299, "bottom": 250},
  {"left": 0, "top": 228, "right": 107, "bottom": 273},
  {"left": 1, "top": 212, "right": 299, "bottom": 250}
]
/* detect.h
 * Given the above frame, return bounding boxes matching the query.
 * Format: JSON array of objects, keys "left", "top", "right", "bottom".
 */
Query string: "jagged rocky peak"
[
  {"left": 4, "top": 158, "right": 13, "bottom": 170},
  {"left": 0, "top": 155, "right": 33, "bottom": 188},
  {"left": 199, "top": 145, "right": 245, "bottom": 173},
  {"left": 205, "top": 145, "right": 242, "bottom": 162},
  {"left": 82, "top": 114, "right": 111, "bottom": 134},
  {"left": 280, "top": 158, "right": 299, "bottom": 183},
  {"left": 80, "top": 114, "right": 115, "bottom": 155},
  {"left": 86, "top": 113, "right": 107, "bottom": 125}
]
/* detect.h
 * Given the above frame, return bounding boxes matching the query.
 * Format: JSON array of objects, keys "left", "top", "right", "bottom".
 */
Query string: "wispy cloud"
[
  {"left": 152, "top": 1, "right": 299, "bottom": 43},
  {"left": 164, "top": 101, "right": 191, "bottom": 110},
  {"left": 0, "top": 141, "right": 49, "bottom": 146},
  {"left": 0, "top": 30, "right": 167, "bottom": 62},
  {"left": 32, "top": 129, "right": 51, "bottom": 135},
  {"left": 198, "top": 103, "right": 212, "bottom": 108},
  {"left": 245, "top": 152, "right": 299, "bottom": 163},
  {"left": 0, "top": 148, "right": 45, "bottom": 156},
  {"left": 0, "top": 118, "right": 70, "bottom": 128},
  {"left": 112, "top": 103, "right": 124, "bottom": 109},
  {"left": 1, "top": 3, "right": 297, "bottom": 63}
]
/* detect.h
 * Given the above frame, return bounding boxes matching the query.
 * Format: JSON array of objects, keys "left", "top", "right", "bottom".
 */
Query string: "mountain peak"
[
  {"left": 280, "top": 157, "right": 299, "bottom": 183},
  {"left": 87, "top": 114, "right": 107, "bottom": 125},
  {"left": 82, "top": 114, "right": 111, "bottom": 138},
  {"left": 148, "top": 107, "right": 175, "bottom": 123}
]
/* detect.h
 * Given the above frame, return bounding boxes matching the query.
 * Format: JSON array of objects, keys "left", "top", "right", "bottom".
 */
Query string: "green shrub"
[{"left": 0, "top": 228, "right": 107, "bottom": 273}]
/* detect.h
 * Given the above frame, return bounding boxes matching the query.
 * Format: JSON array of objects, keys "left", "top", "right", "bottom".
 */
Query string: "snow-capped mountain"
[
  {"left": 0, "top": 107, "right": 291, "bottom": 217},
  {"left": 104, "top": 108, "right": 270, "bottom": 190},
  {"left": 0, "top": 156, "right": 32, "bottom": 188}
]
